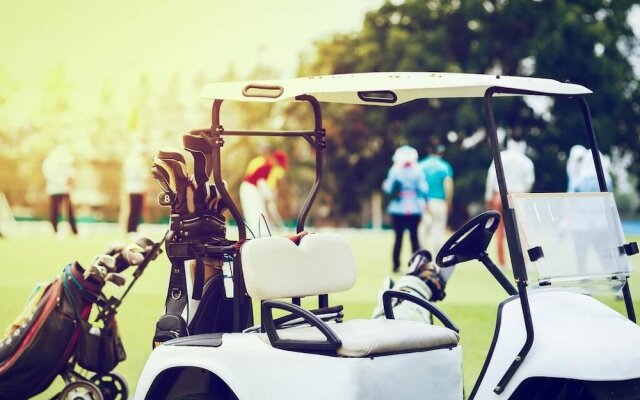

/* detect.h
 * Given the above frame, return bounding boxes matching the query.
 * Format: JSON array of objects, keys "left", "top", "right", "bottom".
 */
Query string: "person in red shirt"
[{"left": 239, "top": 147, "right": 289, "bottom": 237}]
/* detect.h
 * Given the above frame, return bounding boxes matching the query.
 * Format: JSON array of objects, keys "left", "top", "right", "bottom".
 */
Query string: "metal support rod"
[
  {"left": 295, "top": 94, "right": 325, "bottom": 233},
  {"left": 577, "top": 97, "right": 636, "bottom": 322},
  {"left": 191, "top": 128, "right": 315, "bottom": 137},
  {"left": 622, "top": 281, "right": 636, "bottom": 323},
  {"left": 483, "top": 88, "right": 535, "bottom": 394},
  {"left": 478, "top": 252, "right": 518, "bottom": 296},
  {"left": 211, "top": 100, "right": 247, "bottom": 241},
  {"left": 191, "top": 128, "right": 316, "bottom": 137},
  {"left": 494, "top": 280, "right": 535, "bottom": 394},
  {"left": 577, "top": 98, "right": 608, "bottom": 192}
]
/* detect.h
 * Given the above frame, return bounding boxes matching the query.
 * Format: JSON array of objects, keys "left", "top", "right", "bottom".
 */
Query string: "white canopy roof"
[{"left": 200, "top": 72, "right": 591, "bottom": 106}]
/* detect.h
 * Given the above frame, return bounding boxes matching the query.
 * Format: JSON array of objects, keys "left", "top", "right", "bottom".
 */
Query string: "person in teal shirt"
[{"left": 418, "top": 138, "right": 454, "bottom": 259}]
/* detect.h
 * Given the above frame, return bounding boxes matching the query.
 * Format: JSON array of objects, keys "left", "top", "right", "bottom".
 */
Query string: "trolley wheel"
[
  {"left": 90, "top": 372, "right": 129, "bottom": 400},
  {"left": 58, "top": 380, "right": 105, "bottom": 400}
]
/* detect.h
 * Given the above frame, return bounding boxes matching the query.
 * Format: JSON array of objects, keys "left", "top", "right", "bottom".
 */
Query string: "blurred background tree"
[
  {"left": 298, "top": 0, "right": 640, "bottom": 226},
  {"left": 0, "top": 0, "right": 639, "bottom": 227}
]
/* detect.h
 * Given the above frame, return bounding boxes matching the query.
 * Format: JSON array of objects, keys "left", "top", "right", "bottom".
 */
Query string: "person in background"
[
  {"left": 567, "top": 145, "right": 613, "bottom": 193},
  {"left": 239, "top": 146, "right": 289, "bottom": 237},
  {"left": 42, "top": 145, "right": 78, "bottom": 236},
  {"left": 123, "top": 142, "right": 149, "bottom": 236},
  {"left": 484, "top": 132, "right": 535, "bottom": 268},
  {"left": 418, "top": 137, "right": 454, "bottom": 257},
  {"left": 382, "top": 145, "right": 429, "bottom": 273}
]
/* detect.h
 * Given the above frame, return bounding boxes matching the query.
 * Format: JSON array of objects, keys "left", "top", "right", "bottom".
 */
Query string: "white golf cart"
[{"left": 134, "top": 72, "right": 640, "bottom": 399}]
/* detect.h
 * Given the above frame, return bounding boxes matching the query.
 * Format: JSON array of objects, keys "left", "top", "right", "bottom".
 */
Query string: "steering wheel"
[{"left": 436, "top": 211, "right": 501, "bottom": 268}]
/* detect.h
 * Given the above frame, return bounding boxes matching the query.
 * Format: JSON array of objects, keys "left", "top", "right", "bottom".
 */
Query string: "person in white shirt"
[
  {"left": 484, "top": 133, "right": 535, "bottom": 267},
  {"left": 42, "top": 145, "right": 78, "bottom": 235},
  {"left": 123, "top": 143, "right": 149, "bottom": 234},
  {"left": 566, "top": 145, "right": 612, "bottom": 193}
]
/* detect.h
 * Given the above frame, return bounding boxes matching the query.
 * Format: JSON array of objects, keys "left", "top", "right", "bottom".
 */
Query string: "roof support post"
[
  {"left": 483, "top": 88, "right": 535, "bottom": 394},
  {"left": 294, "top": 95, "right": 325, "bottom": 234},
  {"left": 577, "top": 97, "right": 636, "bottom": 323}
]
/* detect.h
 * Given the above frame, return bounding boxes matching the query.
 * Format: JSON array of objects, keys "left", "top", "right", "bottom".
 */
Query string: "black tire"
[{"left": 90, "top": 371, "right": 128, "bottom": 400}]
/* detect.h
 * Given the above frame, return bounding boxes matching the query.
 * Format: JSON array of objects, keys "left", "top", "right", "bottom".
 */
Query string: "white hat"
[{"left": 392, "top": 145, "right": 418, "bottom": 164}]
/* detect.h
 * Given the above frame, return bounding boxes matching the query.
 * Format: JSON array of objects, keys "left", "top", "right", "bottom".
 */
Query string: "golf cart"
[{"left": 134, "top": 72, "right": 640, "bottom": 399}]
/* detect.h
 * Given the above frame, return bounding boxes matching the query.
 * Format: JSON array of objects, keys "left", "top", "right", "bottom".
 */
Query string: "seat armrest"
[
  {"left": 261, "top": 300, "right": 342, "bottom": 352},
  {"left": 382, "top": 290, "right": 459, "bottom": 333}
]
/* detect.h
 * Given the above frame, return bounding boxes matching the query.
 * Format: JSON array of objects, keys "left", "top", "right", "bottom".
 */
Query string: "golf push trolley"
[
  {"left": 0, "top": 237, "right": 164, "bottom": 400},
  {"left": 136, "top": 72, "right": 640, "bottom": 400}
]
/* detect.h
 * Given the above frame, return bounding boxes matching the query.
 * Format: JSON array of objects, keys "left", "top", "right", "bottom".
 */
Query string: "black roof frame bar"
[{"left": 209, "top": 95, "right": 327, "bottom": 330}]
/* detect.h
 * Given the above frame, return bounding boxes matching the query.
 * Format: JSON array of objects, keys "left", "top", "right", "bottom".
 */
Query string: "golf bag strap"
[
  {"left": 165, "top": 260, "right": 188, "bottom": 315},
  {"left": 191, "top": 249, "right": 205, "bottom": 301}
]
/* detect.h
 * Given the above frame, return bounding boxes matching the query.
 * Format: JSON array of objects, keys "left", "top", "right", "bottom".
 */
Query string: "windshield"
[{"left": 509, "top": 192, "right": 633, "bottom": 285}]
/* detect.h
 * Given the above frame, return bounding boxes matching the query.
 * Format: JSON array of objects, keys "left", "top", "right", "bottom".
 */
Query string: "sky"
[
  {"left": 0, "top": 1, "right": 638, "bottom": 127},
  {"left": 0, "top": 0, "right": 382, "bottom": 125}
]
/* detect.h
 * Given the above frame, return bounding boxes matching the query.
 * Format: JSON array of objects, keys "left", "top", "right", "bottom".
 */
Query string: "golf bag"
[
  {"left": 152, "top": 138, "right": 254, "bottom": 346},
  {"left": 371, "top": 249, "right": 449, "bottom": 323},
  {"left": 0, "top": 262, "right": 117, "bottom": 399},
  {"left": 153, "top": 211, "right": 243, "bottom": 345},
  {"left": 0, "top": 238, "right": 159, "bottom": 400}
]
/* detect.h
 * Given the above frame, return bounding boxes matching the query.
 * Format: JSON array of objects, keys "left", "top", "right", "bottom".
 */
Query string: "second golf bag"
[
  {"left": 371, "top": 249, "right": 449, "bottom": 323},
  {"left": 0, "top": 261, "right": 113, "bottom": 399},
  {"left": 0, "top": 239, "right": 160, "bottom": 400}
]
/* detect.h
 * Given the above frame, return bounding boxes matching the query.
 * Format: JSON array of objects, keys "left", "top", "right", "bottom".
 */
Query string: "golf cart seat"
[{"left": 240, "top": 233, "right": 459, "bottom": 357}]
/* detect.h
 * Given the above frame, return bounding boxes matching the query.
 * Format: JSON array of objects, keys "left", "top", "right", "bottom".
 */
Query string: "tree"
[{"left": 299, "top": 0, "right": 640, "bottom": 225}]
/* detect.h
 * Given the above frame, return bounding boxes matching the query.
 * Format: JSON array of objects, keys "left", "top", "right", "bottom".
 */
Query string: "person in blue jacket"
[{"left": 382, "top": 145, "right": 429, "bottom": 272}]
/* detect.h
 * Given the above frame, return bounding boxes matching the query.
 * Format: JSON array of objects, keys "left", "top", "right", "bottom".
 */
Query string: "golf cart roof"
[{"left": 200, "top": 72, "right": 592, "bottom": 106}]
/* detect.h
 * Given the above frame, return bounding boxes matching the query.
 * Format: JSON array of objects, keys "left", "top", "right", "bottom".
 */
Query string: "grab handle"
[{"left": 242, "top": 84, "right": 284, "bottom": 99}]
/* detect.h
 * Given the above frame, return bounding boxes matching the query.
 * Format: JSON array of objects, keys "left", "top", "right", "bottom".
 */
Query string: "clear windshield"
[{"left": 509, "top": 192, "right": 633, "bottom": 284}]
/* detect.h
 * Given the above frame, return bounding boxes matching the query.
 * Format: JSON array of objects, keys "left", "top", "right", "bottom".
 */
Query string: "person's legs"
[
  {"left": 128, "top": 193, "right": 143, "bottom": 233},
  {"left": 49, "top": 194, "right": 62, "bottom": 233},
  {"left": 65, "top": 194, "right": 78, "bottom": 235},
  {"left": 407, "top": 214, "right": 421, "bottom": 254},
  {"left": 391, "top": 215, "right": 406, "bottom": 272},
  {"left": 428, "top": 199, "right": 448, "bottom": 254},
  {"left": 418, "top": 208, "right": 431, "bottom": 250}
]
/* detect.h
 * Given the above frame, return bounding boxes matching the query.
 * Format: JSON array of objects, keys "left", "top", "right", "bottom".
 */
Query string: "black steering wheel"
[{"left": 436, "top": 211, "right": 501, "bottom": 268}]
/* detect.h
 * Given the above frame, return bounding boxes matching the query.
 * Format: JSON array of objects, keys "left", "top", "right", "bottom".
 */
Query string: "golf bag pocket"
[
  {"left": 76, "top": 320, "right": 126, "bottom": 374},
  {"left": 0, "top": 280, "right": 80, "bottom": 399}
]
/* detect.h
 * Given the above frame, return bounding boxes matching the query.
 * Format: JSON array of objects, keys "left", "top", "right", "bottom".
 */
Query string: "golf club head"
[
  {"left": 184, "top": 132, "right": 214, "bottom": 213},
  {"left": 134, "top": 236, "right": 162, "bottom": 260},
  {"left": 108, "top": 237, "right": 158, "bottom": 273},
  {"left": 84, "top": 264, "right": 108, "bottom": 285},
  {"left": 91, "top": 254, "right": 116, "bottom": 272},
  {"left": 153, "top": 149, "right": 191, "bottom": 215},
  {"left": 105, "top": 272, "right": 126, "bottom": 287},
  {"left": 151, "top": 166, "right": 176, "bottom": 207}
]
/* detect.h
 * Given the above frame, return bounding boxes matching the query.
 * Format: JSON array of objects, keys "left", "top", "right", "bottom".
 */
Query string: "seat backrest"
[{"left": 240, "top": 233, "right": 357, "bottom": 301}]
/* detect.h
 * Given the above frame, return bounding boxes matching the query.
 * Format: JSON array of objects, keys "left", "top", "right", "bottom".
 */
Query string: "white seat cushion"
[
  {"left": 263, "top": 319, "right": 459, "bottom": 357},
  {"left": 241, "top": 233, "right": 356, "bottom": 301}
]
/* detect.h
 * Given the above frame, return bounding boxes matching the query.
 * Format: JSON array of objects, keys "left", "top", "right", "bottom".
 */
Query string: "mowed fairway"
[{"left": 1, "top": 226, "right": 639, "bottom": 399}]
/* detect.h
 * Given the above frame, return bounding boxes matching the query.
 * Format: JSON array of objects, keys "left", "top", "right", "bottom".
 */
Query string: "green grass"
[{"left": 0, "top": 228, "right": 638, "bottom": 399}]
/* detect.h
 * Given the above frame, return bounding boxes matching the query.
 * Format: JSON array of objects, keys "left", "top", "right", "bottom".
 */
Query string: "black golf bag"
[
  {"left": 371, "top": 249, "right": 449, "bottom": 323},
  {"left": 152, "top": 137, "right": 253, "bottom": 347}
]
